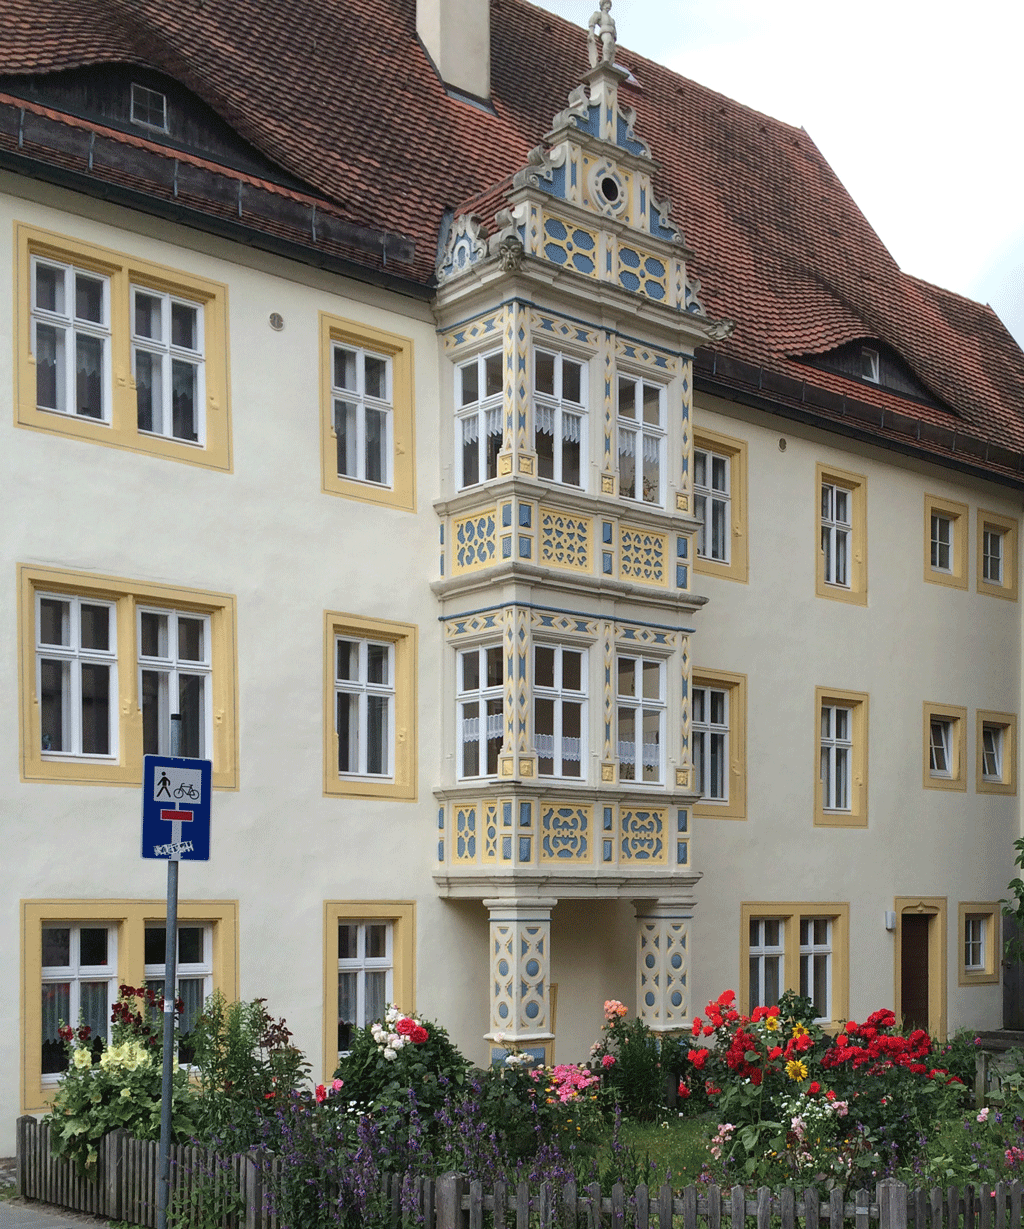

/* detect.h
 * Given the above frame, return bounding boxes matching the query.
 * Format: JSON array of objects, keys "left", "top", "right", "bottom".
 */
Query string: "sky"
[{"left": 534, "top": 0, "right": 1024, "bottom": 352}]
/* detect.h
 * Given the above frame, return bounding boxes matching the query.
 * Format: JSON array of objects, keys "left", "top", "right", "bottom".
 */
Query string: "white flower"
[
  {"left": 72, "top": 1047, "right": 93, "bottom": 1070},
  {"left": 383, "top": 1047, "right": 397, "bottom": 1061},
  {"left": 495, "top": 1032, "right": 506, "bottom": 1044}
]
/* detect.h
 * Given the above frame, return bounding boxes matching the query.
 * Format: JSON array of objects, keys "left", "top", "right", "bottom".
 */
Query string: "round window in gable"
[{"left": 601, "top": 176, "right": 620, "bottom": 202}]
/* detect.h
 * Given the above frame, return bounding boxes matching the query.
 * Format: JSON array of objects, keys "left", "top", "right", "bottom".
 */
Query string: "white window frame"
[
  {"left": 983, "top": 529, "right": 1004, "bottom": 585},
  {"left": 861, "top": 347, "right": 880, "bottom": 383},
  {"left": 533, "top": 348, "right": 587, "bottom": 489},
  {"left": 929, "top": 717, "right": 952, "bottom": 778},
  {"left": 964, "top": 915, "right": 986, "bottom": 972},
  {"left": 694, "top": 448, "right": 731, "bottom": 562},
  {"left": 36, "top": 592, "right": 118, "bottom": 760},
  {"left": 748, "top": 917, "right": 783, "bottom": 1011},
  {"left": 821, "top": 483, "right": 851, "bottom": 588},
  {"left": 533, "top": 644, "right": 588, "bottom": 779},
  {"left": 799, "top": 917, "right": 832, "bottom": 1022},
  {"left": 457, "top": 644, "right": 504, "bottom": 780},
  {"left": 330, "top": 341, "right": 393, "bottom": 488},
  {"left": 131, "top": 286, "right": 206, "bottom": 445},
  {"left": 820, "top": 704, "right": 852, "bottom": 811},
  {"left": 30, "top": 256, "right": 111, "bottom": 422},
  {"left": 41, "top": 922, "right": 118, "bottom": 1083},
  {"left": 334, "top": 637, "right": 395, "bottom": 779},
  {"left": 692, "top": 684, "right": 729, "bottom": 802},
  {"left": 337, "top": 920, "right": 393, "bottom": 1057},
  {"left": 144, "top": 922, "right": 212, "bottom": 1060},
  {"left": 456, "top": 350, "right": 504, "bottom": 490},
  {"left": 931, "top": 513, "right": 953, "bottom": 573},
  {"left": 982, "top": 724, "right": 1004, "bottom": 782},
  {"left": 615, "top": 654, "right": 665, "bottom": 784},
  {"left": 616, "top": 375, "right": 665, "bottom": 506},
  {"left": 130, "top": 83, "right": 168, "bottom": 132},
  {"left": 138, "top": 607, "right": 213, "bottom": 761}
]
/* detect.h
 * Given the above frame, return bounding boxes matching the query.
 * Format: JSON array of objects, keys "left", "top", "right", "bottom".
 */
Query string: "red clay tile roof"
[{"left": 0, "top": 0, "right": 1021, "bottom": 474}]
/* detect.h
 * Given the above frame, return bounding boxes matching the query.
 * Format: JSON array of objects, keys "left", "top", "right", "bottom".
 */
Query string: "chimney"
[{"left": 417, "top": 0, "right": 490, "bottom": 102}]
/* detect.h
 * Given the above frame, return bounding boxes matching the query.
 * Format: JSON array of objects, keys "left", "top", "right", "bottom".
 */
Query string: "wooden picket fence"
[{"left": 16, "top": 1115, "right": 1024, "bottom": 1229}]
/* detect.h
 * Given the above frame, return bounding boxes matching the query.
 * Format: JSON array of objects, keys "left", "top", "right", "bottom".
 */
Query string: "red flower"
[
  {"left": 691, "top": 1017, "right": 703, "bottom": 1036},
  {"left": 826, "top": 1089, "right": 836, "bottom": 1101},
  {"left": 718, "top": 990, "right": 736, "bottom": 1006},
  {"left": 395, "top": 1017, "right": 416, "bottom": 1036},
  {"left": 808, "top": 1081, "right": 821, "bottom": 1094},
  {"left": 58, "top": 1025, "right": 73, "bottom": 1042},
  {"left": 315, "top": 1084, "right": 327, "bottom": 1103},
  {"left": 677, "top": 1081, "right": 690, "bottom": 1098},
  {"left": 702, "top": 1026, "right": 714, "bottom": 1037},
  {"left": 836, "top": 1034, "right": 848, "bottom": 1046},
  {"left": 768, "top": 1046, "right": 783, "bottom": 1060},
  {"left": 688, "top": 1047, "right": 709, "bottom": 1069},
  {"left": 750, "top": 1068, "right": 763, "bottom": 1085},
  {"left": 410, "top": 1025, "right": 429, "bottom": 1044}
]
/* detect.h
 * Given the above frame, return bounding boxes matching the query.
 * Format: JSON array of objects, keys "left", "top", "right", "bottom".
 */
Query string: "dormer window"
[
  {"left": 860, "top": 347, "right": 879, "bottom": 383},
  {"left": 130, "top": 84, "right": 168, "bottom": 133}
]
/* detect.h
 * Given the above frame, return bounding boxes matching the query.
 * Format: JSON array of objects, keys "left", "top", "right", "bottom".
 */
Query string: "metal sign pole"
[{"left": 156, "top": 714, "right": 182, "bottom": 1229}]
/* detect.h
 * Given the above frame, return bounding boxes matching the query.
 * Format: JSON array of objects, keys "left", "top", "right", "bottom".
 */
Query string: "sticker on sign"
[{"left": 152, "top": 765, "right": 203, "bottom": 804}]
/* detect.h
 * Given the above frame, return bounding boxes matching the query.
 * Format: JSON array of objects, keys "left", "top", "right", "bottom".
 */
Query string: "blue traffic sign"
[{"left": 142, "top": 755, "right": 211, "bottom": 861}]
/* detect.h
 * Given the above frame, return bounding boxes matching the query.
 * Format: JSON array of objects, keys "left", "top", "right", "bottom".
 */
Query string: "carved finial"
[{"left": 586, "top": 0, "right": 616, "bottom": 68}]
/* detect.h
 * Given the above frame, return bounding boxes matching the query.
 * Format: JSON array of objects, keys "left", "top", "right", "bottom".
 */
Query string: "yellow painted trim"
[
  {"left": 813, "top": 686, "right": 869, "bottom": 827},
  {"left": 922, "top": 701, "right": 967, "bottom": 792},
  {"left": 693, "top": 427, "right": 748, "bottom": 584},
  {"left": 894, "top": 896, "right": 947, "bottom": 1040},
  {"left": 14, "top": 223, "right": 231, "bottom": 471},
  {"left": 322, "top": 900, "right": 416, "bottom": 1082},
  {"left": 738, "top": 902, "right": 849, "bottom": 1027},
  {"left": 322, "top": 611, "right": 418, "bottom": 800},
  {"left": 958, "top": 902, "right": 1000, "bottom": 986},
  {"left": 18, "top": 564, "right": 238, "bottom": 788},
  {"left": 692, "top": 668, "right": 747, "bottom": 819},
  {"left": 976, "top": 709, "right": 1017, "bottom": 795},
  {"left": 815, "top": 463, "right": 867, "bottom": 605},
  {"left": 319, "top": 313, "right": 416, "bottom": 512},
  {"left": 976, "top": 509, "right": 1019, "bottom": 601},
  {"left": 21, "top": 898, "right": 238, "bottom": 1113},
  {"left": 923, "top": 494, "right": 968, "bottom": 589}
]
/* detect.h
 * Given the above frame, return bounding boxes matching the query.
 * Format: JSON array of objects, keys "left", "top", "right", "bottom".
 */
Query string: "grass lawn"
[{"left": 613, "top": 1114, "right": 710, "bottom": 1185}]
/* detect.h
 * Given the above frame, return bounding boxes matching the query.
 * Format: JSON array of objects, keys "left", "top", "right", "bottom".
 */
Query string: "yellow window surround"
[
  {"left": 814, "top": 686, "right": 868, "bottom": 828},
  {"left": 320, "top": 313, "right": 416, "bottom": 512},
  {"left": 977, "top": 508, "right": 1019, "bottom": 601},
  {"left": 958, "top": 902, "right": 999, "bottom": 986},
  {"left": 976, "top": 709, "right": 1017, "bottom": 795},
  {"left": 923, "top": 494, "right": 968, "bottom": 589},
  {"left": 21, "top": 898, "right": 238, "bottom": 1113},
  {"left": 14, "top": 222, "right": 231, "bottom": 471},
  {"left": 816, "top": 463, "right": 867, "bottom": 605},
  {"left": 692, "top": 668, "right": 747, "bottom": 819},
  {"left": 693, "top": 427, "right": 748, "bottom": 584},
  {"left": 922, "top": 701, "right": 967, "bottom": 792},
  {"left": 322, "top": 610, "right": 418, "bottom": 800},
  {"left": 738, "top": 902, "right": 849, "bottom": 1028},
  {"left": 322, "top": 900, "right": 416, "bottom": 1082},
  {"left": 18, "top": 564, "right": 238, "bottom": 789}
]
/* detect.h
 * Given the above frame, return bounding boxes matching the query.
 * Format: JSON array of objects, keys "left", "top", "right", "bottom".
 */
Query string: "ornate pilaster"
[
  {"left": 633, "top": 897, "right": 694, "bottom": 1033},
  {"left": 484, "top": 897, "right": 556, "bottom": 1061}
]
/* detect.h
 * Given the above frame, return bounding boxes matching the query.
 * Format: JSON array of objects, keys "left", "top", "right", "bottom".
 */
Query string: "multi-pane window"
[
  {"left": 616, "top": 655, "right": 664, "bottom": 783},
  {"left": 931, "top": 514, "right": 953, "bottom": 572},
  {"left": 748, "top": 918, "right": 783, "bottom": 1010},
  {"left": 144, "top": 924, "right": 211, "bottom": 1062},
  {"left": 139, "top": 609, "right": 211, "bottom": 760},
  {"left": 37, "top": 594, "right": 117, "bottom": 758},
  {"left": 799, "top": 918, "right": 832, "bottom": 1021},
  {"left": 982, "top": 724, "right": 1004, "bottom": 782},
  {"left": 31, "top": 257, "right": 110, "bottom": 421},
  {"left": 338, "top": 922, "right": 392, "bottom": 1055},
  {"left": 929, "top": 718, "right": 952, "bottom": 777},
  {"left": 332, "top": 343, "right": 392, "bottom": 487},
  {"left": 458, "top": 645, "right": 504, "bottom": 778},
  {"left": 617, "top": 377, "right": 664, "bottom": 505},
  {"left": 694, "top": 449, "right": 730, "bottom": 561},
  {"left": 964, "top": 915, "right": 986, "bottom": 972},
  {"left": 41, "top": 923, "right": 117, "bottom": 1077},
  {"left": 534, "top": 350, "right": 586, "bottom": 487},
  {"left": 132, "top": 288, "right": 205, "bottom": 444},
  {"left": 534, "top": 645, "right": 586, "bottom": 777},
  {"left": 820, "top": 705, "right": 852, "bottom": 810},
  {"left": 692, "top": 685, "right": 728, "bottom": 801},
  {"left": 130, "top": 83, "right": 168, "bottom": 131},
  {"left": 457, "top": 351, "right": 503, "bottom": 489},
  {"left": 983, "top": 529, "right": 1004, "bottom": 584},
  {"left": 335, "top": 638, "right": 394, "bottom": 778},
  {"left": 821, "top": 483, "right": 851, "bottom": 587}
]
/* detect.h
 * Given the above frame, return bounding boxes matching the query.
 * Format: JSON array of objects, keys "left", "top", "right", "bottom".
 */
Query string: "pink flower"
[
  {"left": 601, "top": 1054, "right": 616, "bottom": 1068},
  {"left": 332, "top": 1078, "right": 344, "bottom": 1090},
  {"left": 395, "top": 1017, "right": 416, "bottom": 1036}
]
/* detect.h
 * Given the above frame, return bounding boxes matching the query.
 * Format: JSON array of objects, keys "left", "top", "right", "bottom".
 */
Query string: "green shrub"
[{"left": 589, "top": 999, "right": 665, "bottom": 1120}]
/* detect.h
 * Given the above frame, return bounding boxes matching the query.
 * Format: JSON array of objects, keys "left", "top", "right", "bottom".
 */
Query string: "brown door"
[{"left": 901, "top": 914, "right": 930, "bottom": 1031}]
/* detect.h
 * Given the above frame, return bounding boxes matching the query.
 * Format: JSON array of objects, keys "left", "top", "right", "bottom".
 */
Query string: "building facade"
[{"left": 1, "top": 0, "right": 1022, "bottom": 1154}]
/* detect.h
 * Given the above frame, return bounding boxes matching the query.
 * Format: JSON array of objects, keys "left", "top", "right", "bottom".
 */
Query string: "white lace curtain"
[
  {"left": 617, "top": 739, "right": 661, "bottom": 768},
  {"left": 533, "top": 733, "right": 582, "bottom": 760},
  {"left": 535, "top": 406, "right": 581, "bottom": 442},
  {"left": 618, "top": 429, "right": 660, "bottom": 463},
  {"left": 461, "top": 407, "right": 502, "bottom": 444},
  {"left": 462, "top": 712, "right": 504, "bottom": 741}
]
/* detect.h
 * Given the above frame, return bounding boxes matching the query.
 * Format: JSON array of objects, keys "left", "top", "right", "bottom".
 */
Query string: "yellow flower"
[
  {"left": 792, "top": 1024, "right": 808, "bottom": 1038},
  {"left": 764, "top": 1016, "right": 780, "bottom": 1032},
  {"left": 119, "top": 1087, "right": 132, "bottom": 1099},
  {"left": 72, "top": 1047, "right": 92, "bottom": 1070},
  {"left": 785, "top": 1059, "right": 808, "bottom": 1081}
]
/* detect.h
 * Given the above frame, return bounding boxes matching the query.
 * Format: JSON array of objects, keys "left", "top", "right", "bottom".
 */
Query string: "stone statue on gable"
[{"left": 587, "top": 0, "right": 616, "bottom": 67}]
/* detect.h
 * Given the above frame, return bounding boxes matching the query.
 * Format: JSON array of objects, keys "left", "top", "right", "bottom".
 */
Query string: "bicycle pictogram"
[{"left": 173, "top": 782, "right": 200, "bottom": 800}]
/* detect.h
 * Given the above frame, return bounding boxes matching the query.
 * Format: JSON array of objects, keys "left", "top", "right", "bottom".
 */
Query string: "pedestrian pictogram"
[{"left": 142, "top": 755, "right": 211, "bottom": 861}]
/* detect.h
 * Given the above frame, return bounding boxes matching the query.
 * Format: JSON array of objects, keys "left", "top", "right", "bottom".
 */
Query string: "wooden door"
[{"left": 901, "top": 914, "right": 930, "bottom": 1031}]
